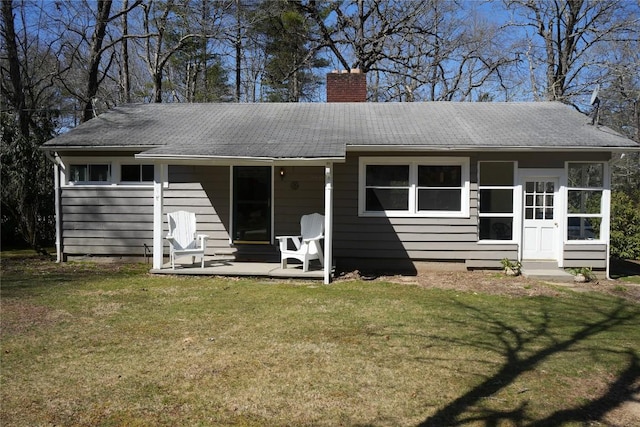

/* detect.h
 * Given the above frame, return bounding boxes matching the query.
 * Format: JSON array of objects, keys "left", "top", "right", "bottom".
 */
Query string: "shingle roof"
[{"left": 43, "top": 102, "right": 639, "bottom": 159}]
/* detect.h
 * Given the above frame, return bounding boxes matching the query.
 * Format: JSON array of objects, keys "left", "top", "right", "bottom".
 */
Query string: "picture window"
[{"left": 359, "top": 157, "right": 469, "bottom": 217}]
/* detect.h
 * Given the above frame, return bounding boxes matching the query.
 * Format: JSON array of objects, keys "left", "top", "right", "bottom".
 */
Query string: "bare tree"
[
  {"left": 503, "top": 0, "right": 640, "bottom": 105},
  {"left": 1, "top": 0, "right": 26, "bottom": 134},
  {"left": 138, "top": 0, "right": 223, "bottom": 103},
  {"left": 120, "top": 0, "right": 132, "bottom": 103},
  {"left": 303, "top": 0, "right": 514, "bottom": 102},
  {"left": 47, "top": 0, "right": 141, "bottom": 121},
  {"left": 1, "top": 0, "right": 59, "bottom": 253},
  {"left": 82, "top": 0, "right": 113, "bottom": 121}
]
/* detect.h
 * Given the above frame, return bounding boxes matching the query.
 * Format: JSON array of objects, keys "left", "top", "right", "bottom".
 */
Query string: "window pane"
[
  {"left": 69, "top": 165, "right": 87, "bottom": 182},
  {"left": 568, "top": 190, "right": 602, "bottom": 214},
  {"left": 418, "top": 189, "right": 461, "bottom": 211},
  {"left": 479, "top": 162, "right": 514, "bottom": 185},
  {"left": 141, "top": 165, "right": 154, "bottom": 181},
  {"left": 366, "top": 188, "right": 408, "bottom": 211},
  {"left": 89, "top": 164, "right": 109, "bottom": 181},
  {"left": 568, "top": 217, "right": 601, "bottom": 240},
  {"left": 568, "top": 163, "right": 603, "bottom": 188},
  {"left": 545, "top": 208, "right": 554, "bottom": 220},
  {"left": 121, "top": 164, "right": 140, "bottom": 181},
  {"left": 479, "top": 189, "right": 513, "bottom": 213},
  {"left": 479, "top": 218, "right": 513, "bottom": 240},
  {"left": 546, "top": 181, "right": 554, "bottom": 192},
  {"left": 525, "top": 181, "right": 534, "bottom": 192},
  {"left": 366, "top": 165, "right": 409, "bottom": 186},
  {"left": 418, "top": 165, "right": 461, "bottom": 187}
]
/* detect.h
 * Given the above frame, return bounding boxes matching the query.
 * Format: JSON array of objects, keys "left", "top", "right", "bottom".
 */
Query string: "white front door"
[{"left": 522, "top": 177, "right": 559, "bottom": 260}]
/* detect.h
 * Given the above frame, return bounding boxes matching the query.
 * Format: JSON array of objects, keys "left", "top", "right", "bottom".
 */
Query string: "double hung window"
[
  {"left": 478, "top": 162, "right": 516, "bottom": 240},
  {"left": 360, "top": 157, "right": 469, "bottom": 217},
  {"left": 567, "top": 162, "right": 604, "bottom": 240}
]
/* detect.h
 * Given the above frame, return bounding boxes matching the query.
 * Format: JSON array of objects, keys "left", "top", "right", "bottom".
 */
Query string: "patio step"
[
  {"left": 232, "top": 244, "right": 280, "bottom": 263},
  {"left": 521, "top": 261, "right": 574, "bottom": 281}
]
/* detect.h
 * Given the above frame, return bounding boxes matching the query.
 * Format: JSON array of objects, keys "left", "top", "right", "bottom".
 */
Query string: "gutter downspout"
[{"left": 44, "top": 151, "right": 64, "bottom": 263}]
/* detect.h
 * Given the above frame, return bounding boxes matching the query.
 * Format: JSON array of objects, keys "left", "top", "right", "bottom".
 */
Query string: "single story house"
[{"left": 42, "top": 72, "right": 640, "bottom": 283}]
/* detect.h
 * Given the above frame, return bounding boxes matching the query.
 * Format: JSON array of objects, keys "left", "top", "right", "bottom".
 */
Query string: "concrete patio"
[
  {"left": 521, "top": 261, "right": 575, "bottom": 281},
  {"left": 149, "top": 256, "right": 326, "bottom": 280}
]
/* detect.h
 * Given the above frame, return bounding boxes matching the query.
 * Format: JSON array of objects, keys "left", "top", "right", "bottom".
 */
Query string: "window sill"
[
  {"left": 359, "top": 211, "right": 470, "bottom": 219},
  {"left": 565, "top": 239, "right": 605, "bottom": 244},
  {"left": 62, "top": 183, "right": 154, "bottom": 189}
]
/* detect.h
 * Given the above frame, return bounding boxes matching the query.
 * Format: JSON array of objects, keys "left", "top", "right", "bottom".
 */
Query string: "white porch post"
[
  {"left": 324, "top": 163, "right": 334, "bottom": 284},
  {"left": 53, "top": 158, "right": 62, "bottom": 263},
  {"left": 604, "top": 160, "right": 612, "bottom": 279},
  {"left": 153, "top": 163, "right": 165, "bottom": 269}
]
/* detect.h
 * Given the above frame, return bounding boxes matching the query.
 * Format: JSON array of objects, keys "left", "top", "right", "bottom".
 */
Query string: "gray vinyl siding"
[
  {"left": 563, "top": 244, "right": 607, "bottom": 269},
  {"left": 164, "top": 165, "right": 325, "bottom": 257},
  {"left": 474, "top": 150, "right": 610, "bottom": 167},
  {"left": 332, "top": 153, "right": 518, "bottom": 268},
  {"left": 59, "top": 150, "right": 611, "bottom": 269},
  {"left": 61, "top": 187, "right": 153, "bottom": 256},
  {"left": 166, "top": 165, "right": 230, "bottom": 255},
  {"left": 273, "top": 166, "right": 325, "bottom": 236}
]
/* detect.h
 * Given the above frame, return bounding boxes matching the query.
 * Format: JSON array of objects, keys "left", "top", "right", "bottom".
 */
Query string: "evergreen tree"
[{"left": 255, "top": 1, "right": 327, "bottom": 102}]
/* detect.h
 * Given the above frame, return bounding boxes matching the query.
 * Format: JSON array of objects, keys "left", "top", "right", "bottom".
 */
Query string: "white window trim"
[
  {"left": 61, "top": 156, "right": 163, "bottom": 188},
  {"left": 358, "top": 156, "right": 470, "bottom": 218},
  {"left": 564, "top": 161, "right": 609, "bottom": 245},
  {"left": 477, "top": 161, "right": 518, "bottom": 244}
]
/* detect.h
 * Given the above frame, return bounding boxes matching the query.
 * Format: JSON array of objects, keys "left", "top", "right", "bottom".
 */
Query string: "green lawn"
[{"left": 1, "top": 255, "right": 639, "bottom": 426}]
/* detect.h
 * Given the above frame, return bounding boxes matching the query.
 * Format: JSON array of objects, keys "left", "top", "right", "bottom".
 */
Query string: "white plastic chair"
[
  {"left": 165, "top": 211, "right": 209, "bottom": 269},
  {"left": 277, "top": 213, "right": 324, "bottom": 272}
]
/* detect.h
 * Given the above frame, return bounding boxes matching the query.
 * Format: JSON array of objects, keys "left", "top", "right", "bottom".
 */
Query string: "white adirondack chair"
[
  {"left": 277, "top": 213, "right": 324, "bottom": 272},
  {"left": 166, "top": 211, "right": 209, "bottom": 269}
]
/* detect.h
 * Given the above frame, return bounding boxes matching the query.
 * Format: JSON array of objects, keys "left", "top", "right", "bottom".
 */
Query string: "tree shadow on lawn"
[
  {"left": 0, "top": 256, "right": 148, "bottom": 299},
  {"left": 418, "top": 296, "right": 640, "bottom": 426}
]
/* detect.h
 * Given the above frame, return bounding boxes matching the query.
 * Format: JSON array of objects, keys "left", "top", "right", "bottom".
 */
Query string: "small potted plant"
[
  {"left": 501, "top": 258, "right": 522, "bottom": 276},
  {"left": 569, "top": 267, "right": 596, "bottom": 283}
]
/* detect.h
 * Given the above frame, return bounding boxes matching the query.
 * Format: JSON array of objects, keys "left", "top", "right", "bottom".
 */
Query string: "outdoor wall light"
[{"left": 279, "top": 167, "right": 286, "bottom": 180}]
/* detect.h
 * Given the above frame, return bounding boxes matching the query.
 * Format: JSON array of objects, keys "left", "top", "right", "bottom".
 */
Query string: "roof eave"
[
  {"left": 134, "top": 153, "right": 346, "bottom": 165},
  {"left": 346, "top": 144, "right": 640, "bottom": 152},
  {"left": 41, "top": 145, "right": 160, "bottom": 152}
]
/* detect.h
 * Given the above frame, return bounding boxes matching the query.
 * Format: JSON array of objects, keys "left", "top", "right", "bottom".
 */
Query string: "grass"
[{"left": 1, "top": 253, "right": 639, "bottom": 426}]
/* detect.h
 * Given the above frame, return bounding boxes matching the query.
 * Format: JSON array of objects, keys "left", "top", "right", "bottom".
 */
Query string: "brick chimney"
[{"left": 326, "top": 69, "right": 366, "bottom": 102}]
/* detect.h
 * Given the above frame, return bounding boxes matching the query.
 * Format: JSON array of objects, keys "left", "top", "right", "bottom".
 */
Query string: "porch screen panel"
[
  {"left": 567, "top": 163, "right": 604, "bottom": 240},
  {"left": 478, "top": 162, "right": 515, "bottom": 240}
]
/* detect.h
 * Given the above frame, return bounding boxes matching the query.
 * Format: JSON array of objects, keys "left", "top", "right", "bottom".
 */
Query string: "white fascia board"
[
  {"left": 346, "top": 145, "right": 640, "bottom": 152},
  {"left": 134, "top": 154, "right": 345, "bottom": 166},
  {"left": 42, "top": 145, "right": 158, "bottom": 152}
]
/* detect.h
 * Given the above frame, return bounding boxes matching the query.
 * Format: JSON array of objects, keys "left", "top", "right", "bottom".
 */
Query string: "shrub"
[{"left": 610, "top": 191, "right": 640, "bottom": 260}]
